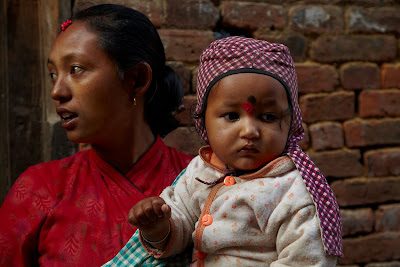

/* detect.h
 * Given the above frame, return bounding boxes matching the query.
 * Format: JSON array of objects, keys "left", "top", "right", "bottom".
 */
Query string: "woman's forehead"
[{"left": 49, "top": 22, "right": 105, "bottom": 64}]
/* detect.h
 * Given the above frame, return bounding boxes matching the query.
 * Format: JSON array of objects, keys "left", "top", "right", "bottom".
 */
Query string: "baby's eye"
[
  {"left": 71, "top": 66, "right": 83, "bottom": 74},
  {"left": 260, "top": 112, "right": 279, "bottom": 122},
  {"left": 223, "top": 112, "right": 240, "bottom": 121}
]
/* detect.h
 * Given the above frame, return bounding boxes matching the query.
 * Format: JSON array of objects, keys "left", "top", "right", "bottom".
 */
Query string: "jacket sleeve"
[
  {"left": 270, "top": 193, "right": 338, "bottom": 266},
  {"left": 141, "top": 164, "right": 200, "bottom": 258},
  {"left": 0, "top": 167, "right": 55, "bottom": 266}
]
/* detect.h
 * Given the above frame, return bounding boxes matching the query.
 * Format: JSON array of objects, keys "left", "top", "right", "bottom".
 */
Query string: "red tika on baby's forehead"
[
  {"left": 241, "top": 95, "right": 256, "bottom": 116},
  {"left": 242, "top": 102, "right": 254, "bottom": 116}
]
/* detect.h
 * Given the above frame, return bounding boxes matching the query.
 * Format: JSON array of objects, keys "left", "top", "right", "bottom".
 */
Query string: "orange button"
[
  {"left": 196, "top": 250, "right": 207, "bottom": 259},
  {"left": 224, "top": 176, "right": 235, "bottom": 186},
  {"left": 201, "top": 214, "right": 213, "bottom": 226}
]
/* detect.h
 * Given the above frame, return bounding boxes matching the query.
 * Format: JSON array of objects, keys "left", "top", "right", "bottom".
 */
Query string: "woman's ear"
[{"left": 124, "top": 62, "right": 152, "bottom": 99}]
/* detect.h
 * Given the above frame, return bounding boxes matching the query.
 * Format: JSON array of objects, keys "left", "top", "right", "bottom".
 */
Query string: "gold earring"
[{"left": 133, "top": 97, "right": 137, "bottom": 106}]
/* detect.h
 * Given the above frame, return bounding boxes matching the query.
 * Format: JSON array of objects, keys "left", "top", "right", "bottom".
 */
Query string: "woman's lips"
[{"left": 56, "top": 108, "right": 78, "bottom": 130}]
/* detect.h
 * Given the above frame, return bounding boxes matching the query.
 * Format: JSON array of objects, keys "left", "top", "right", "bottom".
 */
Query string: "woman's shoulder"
[{"left": 23, "top": 149, "right": 91, "bottom": 177}]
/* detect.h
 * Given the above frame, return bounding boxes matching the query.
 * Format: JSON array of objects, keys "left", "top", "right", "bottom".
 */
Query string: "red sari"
[{"left": 0, "top": 137, "right": 192, "bottom": 266}]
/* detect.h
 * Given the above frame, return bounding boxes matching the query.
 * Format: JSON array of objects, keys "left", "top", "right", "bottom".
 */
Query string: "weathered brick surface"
[
  {"left": 290, "top": 5, "right": 344, "bottom": 33},
  {"left": 348, "top": 7, "right": 400, "bottom": 34},
  {"left": 163, "top": 126, "right": 204, "bottom": 156},
  {"left": 364, "top": 148, "right": 400, "bottom": 177},
  {"left": 340, "top": 62, "right": 381, "bottom": 90},
  {"left": 341, "top": 208, "right": 374, "bottom": 236},
  {"left": 175, "top": 95, "right": 196, "bottom": 126},
  {"left": 375, "top": 204, "right": 400, "bottom": 232},
  {"left": 295, "top": 63, "right": 338, "bottom": 93},
  {"left": 331, "top": 177, "right": 400, "bottom": 206},
  {"left": 167, "top": 61, "right": 193, "bottom": 95},
  {"left": 310, "top": 35, "right": 397, "bottom": 63},
  {"left": 255, "top": 33, "right": 307, "bottom": 62},
  {"left": 340, "top": 232, "right": 400, "bottom": 265},
  {"left": 359, "top": 89, "right": 400, "bottom": 118},
  {"left": 308, "top": 149, "right": 363, "bottom": 178},
  {"left": 78, "top": 0, "right": 163, "bottom": 27},
  {"left": 344, "top": 118, "right": 400, "bottom": 147},
  {"left": 366, "top": 262, "right": 400, "bottom": 267},
  {"left": 159, "top": 29, "right": 214, "bottom": 62},
  {"left": 300, "top": 92, "right": 355, "bottom": 123},
  {"left": 309, "top": 122, "right": 344, "bottom": 151},
  {"left": 221, "top": 2, "right": 286, "bottom": 30},
  {"left": 382, "top": 64, "right": 400, "bottom": 88},
  {"left": 164, "top": 0, "right": 219, "bottom": 29}
]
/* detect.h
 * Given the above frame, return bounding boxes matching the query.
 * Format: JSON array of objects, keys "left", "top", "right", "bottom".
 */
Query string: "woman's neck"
[{"left": 91, "top": 123, "right": 156, "bottom": 174}]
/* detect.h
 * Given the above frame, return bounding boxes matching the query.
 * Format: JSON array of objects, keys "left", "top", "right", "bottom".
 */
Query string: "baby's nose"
[{"left": 239, "top": 118, "right": 260, "bottom": 139}]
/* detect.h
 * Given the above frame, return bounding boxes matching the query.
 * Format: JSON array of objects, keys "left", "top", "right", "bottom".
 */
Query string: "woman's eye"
[
  {"left": 49, "top": 73, "right": 57, "bottom": 82},
  {"left": 261, "top": 113, "right": 279, "bottom": 122},
  {"left": 71, "top": 66, "right": 83, "bottom": 74},
  {"left": 223, "top": 112, "right": 240, "bottom": 121}
]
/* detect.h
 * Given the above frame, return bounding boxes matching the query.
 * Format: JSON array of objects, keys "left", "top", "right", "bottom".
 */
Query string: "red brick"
[
  {"left": 81, "top": 0, "right": 163, "bottom": 27},
  {"left": 175, "top": 95, "right": 196, "bottom": 126},
  {"left": 255, "top": 33, "right": 307, "bottom": 62},
  {"left": 221, "top": 2, "right": 286, "bottom": 30},
  {"left": 295, "top": 63, "right": 338, "bottom": 93},
  {"left": 309, "top": 122, "right": 344, "bottom": 151},
  {"left": 166, "top": 61, "right": 193, "bottom": 95},
  {"left": 159, "top": 29, "right": 214, "bottom": 62},
  {"left": 348, "top": 7, "right": 400, "bottom": 34},
  {"left": 308, "top": 149, "right": 363, "bottom": 178},
  {"left": 310, "top": 35, "right": 397, "bottom": 63},
  {"left": 163, "top": 126, "right": 204, "bottom": 156},
  {"left": 341, "top": 208, "right": 374, "bottom": 236},
  {"left": 382, "top": 64, "right": 400, "bottom": 88},
  {"left": 164, "top": 0, "right": 219, "bottom": 29},
  {"left": 290, "top": 5, "right": 344, "bottom": 33},
  {"left": 344, "top": 118, "right": 400, "bottom": 147},
  {"left": 298, "top": 122, "right": 309, "bottom": 150},
  {"left": 331, "top": 177, "right": 400, "bottom": 206},
  {"left": 340, "top": 232, "right": 400, "bottom": 265},
  {"left": 359, "top": 89, "right": 400, "bottom": 118},
  {"left": 375, "top": 204, "right": 400, "bottom": 232},
  {"left": 300, "top": 92, "right": 355, "bottom": 123},
  {"left": 364, "top": 148, "right": 400, "bottom": 177},
  {"left": 340, "top": 62, "right": 381, "bottom": 90}
]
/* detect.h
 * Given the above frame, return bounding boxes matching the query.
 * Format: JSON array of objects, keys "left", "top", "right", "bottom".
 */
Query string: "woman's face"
[
  {"left": 205, "top": 73, "right": 290, "bottom": 171},
  {"left": 47, "top": 21, "right": 134, "bottom": 144}
]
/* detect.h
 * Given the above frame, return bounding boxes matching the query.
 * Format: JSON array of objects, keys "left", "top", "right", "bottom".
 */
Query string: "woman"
[{"left": 0, "top": 4, "right": 192, "bottom": 266}]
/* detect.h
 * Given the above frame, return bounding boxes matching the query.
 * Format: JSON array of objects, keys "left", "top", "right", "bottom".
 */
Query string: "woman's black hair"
[{"left": 72, "top": 3, "right": 183, "bottom": 137}]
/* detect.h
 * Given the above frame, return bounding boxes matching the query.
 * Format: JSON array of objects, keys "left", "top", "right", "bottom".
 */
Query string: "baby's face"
[{"left": 204, "top": 73, "right": 291, "bottom": 171}]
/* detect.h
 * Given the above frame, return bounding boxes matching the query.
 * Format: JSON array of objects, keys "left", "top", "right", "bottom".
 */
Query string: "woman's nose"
[
  {"left": 239, "top": 117, "right": 260, "bottom": 139},
  {"left": 51, "top": 77, "right": 71, "bottom": 103}
]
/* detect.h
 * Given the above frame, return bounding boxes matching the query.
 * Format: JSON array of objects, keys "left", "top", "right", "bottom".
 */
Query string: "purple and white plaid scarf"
[{"left": 194, "top": 36, "right": 343, "bottom": 256}]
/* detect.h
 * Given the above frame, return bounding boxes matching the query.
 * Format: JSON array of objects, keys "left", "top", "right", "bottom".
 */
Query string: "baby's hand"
[{"left": 128, "top": 196, "right": 171, "bottom": 246}]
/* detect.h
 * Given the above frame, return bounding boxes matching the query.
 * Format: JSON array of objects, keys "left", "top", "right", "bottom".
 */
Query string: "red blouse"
[{"left": 0, "top": 137, "right": 193, "bottom": 266}]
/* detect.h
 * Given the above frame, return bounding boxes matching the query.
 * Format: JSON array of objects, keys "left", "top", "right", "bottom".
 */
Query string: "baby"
[{"left": 128, "top": 36, "right": 343, "bottom": 266}]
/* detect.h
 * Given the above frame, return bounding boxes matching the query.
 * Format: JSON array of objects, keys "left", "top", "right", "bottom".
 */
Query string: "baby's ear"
[{"left": 124, "top": 62, "right": 153, "bottom": 98}]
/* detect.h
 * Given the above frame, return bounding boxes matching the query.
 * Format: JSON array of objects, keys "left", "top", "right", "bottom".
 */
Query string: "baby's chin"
[{"left": 228, "top": 162, "right": 266, "bottom": 172}]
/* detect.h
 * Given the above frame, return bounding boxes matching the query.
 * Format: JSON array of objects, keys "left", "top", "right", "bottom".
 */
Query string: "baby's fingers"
[{"left": 160, "top": 203, "right": 171, "bottom": 219}]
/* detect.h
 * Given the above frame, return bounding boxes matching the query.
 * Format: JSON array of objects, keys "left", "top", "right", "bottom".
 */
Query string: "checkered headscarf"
[{"left": 194, "top": 36, "right": 343, "bottom": 256}]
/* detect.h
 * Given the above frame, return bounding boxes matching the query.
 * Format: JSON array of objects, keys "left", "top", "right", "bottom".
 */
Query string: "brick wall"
[{"left": 77, "top": 1, "right": 400, "bottom": 266}]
